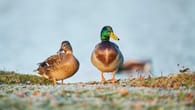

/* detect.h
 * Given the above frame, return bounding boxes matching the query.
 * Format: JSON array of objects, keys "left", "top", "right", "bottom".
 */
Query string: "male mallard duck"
[
  {"left": 34, "top": 41, "right": 79, "bottom": 85},
  {"left": 91, "top": 26, "right": 124, "bottom": 83}
]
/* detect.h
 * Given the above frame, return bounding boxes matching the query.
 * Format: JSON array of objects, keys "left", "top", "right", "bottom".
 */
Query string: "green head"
[{"left": 100, "top": 26, "right": 120, "bottom": 41}]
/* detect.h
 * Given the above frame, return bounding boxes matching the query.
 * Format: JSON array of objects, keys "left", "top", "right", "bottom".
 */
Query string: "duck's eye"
[
  {"left": 106, "top": 31, "right": 110, "bottom": 35},
  {"left": 63, "top": 44, "right": 66, "bottom": 47}
]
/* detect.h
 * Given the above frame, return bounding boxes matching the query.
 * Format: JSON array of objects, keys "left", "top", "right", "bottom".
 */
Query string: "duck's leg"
[
  {"left": 110, "top": 70, "right": 117, "bottom": 83},
  {"left": 61, "top": 80, "right": 64, "bottom": 85},
  {"left": 52, "top": 78, "right": 57, "bottom": 85},
  {"left": 100, "top": 72, "right": 106, "bottom": 83}
]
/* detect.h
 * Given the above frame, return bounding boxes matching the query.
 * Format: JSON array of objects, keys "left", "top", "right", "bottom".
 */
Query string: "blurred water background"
[{"left": 0, "top": 0, "right": 195, "bottom": 82}]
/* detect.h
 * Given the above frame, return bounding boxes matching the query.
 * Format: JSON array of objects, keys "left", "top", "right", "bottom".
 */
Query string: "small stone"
[
  {"left": 32, "top": 92, "right": 41, "bottom": 96},
  {"left": 26, "top": 81, "right": 31, "bottom": 85},
  {"left": 117, "top": 88, "right": 129, "bottom": 96}
]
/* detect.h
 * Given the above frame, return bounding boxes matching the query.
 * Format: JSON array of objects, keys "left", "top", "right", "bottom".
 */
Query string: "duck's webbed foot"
[{"left": 109, "top": 70, "right": 117, "bottom": 83}]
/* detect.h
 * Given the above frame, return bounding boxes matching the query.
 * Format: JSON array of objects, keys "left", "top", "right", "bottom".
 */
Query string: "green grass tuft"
[{"left": 0, "top": 70, "right": 52, "bottom": 85}]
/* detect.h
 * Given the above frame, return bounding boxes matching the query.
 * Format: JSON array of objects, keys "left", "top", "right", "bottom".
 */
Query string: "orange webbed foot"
[{"left": 109, "top": 77, "right": 116, "bottom": 83}]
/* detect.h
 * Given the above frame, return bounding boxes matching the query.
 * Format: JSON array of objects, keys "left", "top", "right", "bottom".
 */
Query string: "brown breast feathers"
[{"left": 95, "top": 42, "right": 117, "bottom": 65}]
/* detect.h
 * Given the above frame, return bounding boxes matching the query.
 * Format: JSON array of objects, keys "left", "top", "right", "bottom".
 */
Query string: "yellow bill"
[{"left": 110, "top": 32, "right": 120, "bottom": 40}]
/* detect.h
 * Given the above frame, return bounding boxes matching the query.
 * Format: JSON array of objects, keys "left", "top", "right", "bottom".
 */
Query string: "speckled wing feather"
[{"left": 39, "top": 53, "right": 65, "bottom": 69}]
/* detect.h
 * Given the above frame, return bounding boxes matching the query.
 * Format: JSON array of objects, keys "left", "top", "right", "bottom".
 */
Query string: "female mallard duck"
[
  {"left": 91, "top": 26, "right": 124, "bottom": 83},
  {"left": 34, "top": 41, "right": 79, "bottom": 85}
]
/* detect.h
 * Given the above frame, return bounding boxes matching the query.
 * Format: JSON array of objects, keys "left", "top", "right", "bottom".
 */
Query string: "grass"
[
  {"left": 0, "top": 70, "right": 194, "bottom": 89},
  {"left": 0, "top": 70, "right": 194, "bottom": 110},
  {"left": 126, "top": 72, "right": 195, "bottom": 89},
  {"left": 0, "top": 70, "right": 52, "bottom": 85}
]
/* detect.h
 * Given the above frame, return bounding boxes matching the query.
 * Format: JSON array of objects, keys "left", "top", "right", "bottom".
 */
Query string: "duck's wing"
[
  {"left": 39, "top": 53, "right": 65, "bottom": 68},
  {"left": 109, "top": 41, "right": 124, "bottom": 68}
]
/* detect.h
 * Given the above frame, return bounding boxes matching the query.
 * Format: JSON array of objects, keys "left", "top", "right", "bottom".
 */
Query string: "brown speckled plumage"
[{"left": 35, "top": 41, "right": 79, "bottom": 85}]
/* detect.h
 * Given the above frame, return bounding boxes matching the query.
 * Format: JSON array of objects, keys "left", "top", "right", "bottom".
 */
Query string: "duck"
[
  {"left": 91, "top": 26, "right": 124, "bottom": 83},
  {"left": 119, "top": 59, "right": 152, "bottom": 73},
  {"left": 34, "top": 41, "right": 79, "bottom": 85}
]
